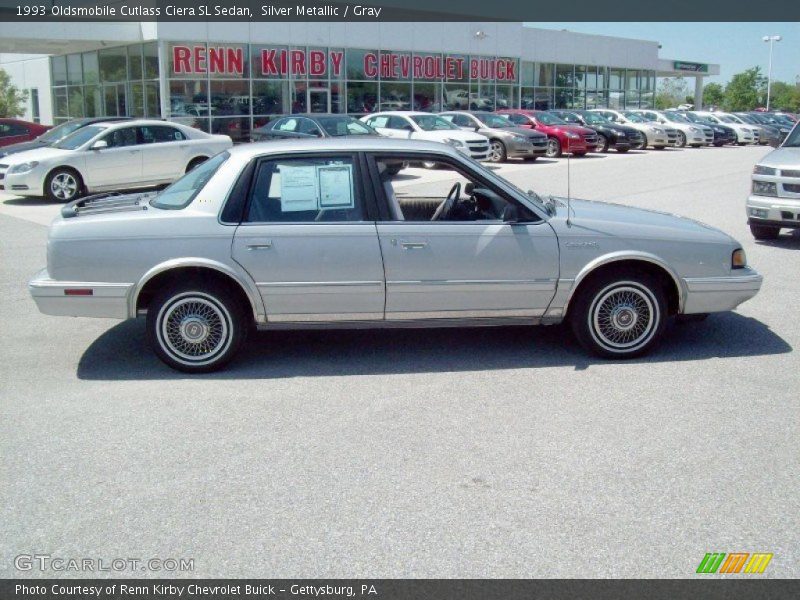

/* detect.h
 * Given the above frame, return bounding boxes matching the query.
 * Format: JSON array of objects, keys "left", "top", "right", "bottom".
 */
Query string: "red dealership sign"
[{"left": 171, "top": 45, "right": 516, "bottom": 81}]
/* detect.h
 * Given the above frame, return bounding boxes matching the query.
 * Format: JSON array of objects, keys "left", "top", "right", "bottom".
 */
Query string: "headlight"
[
  {"left": 753, "top": 165, "right": 776, "bottom": 175},
  {"left": 689, "top": 126, "right": 701, "bottom": 133},
  {"left": 732, "top": 249, "right": 747, "bottom": 269},
  {"left": 442, "top": 138, "right": 465, "bottom": 148},
  {"left": 617, "top": 131, "right": 626, "bottom": 137},
  {"left": 652, "top": 127, "right": 664, "bottom": 134},
  {"left": 752, "top": 180, "right": 777, "bottom": 196},
  {"left": 7, "top": 161, "right": 39, "bottom": 174},
  {"left": 511, "top": 135, "right": 530, "bottom": 144},
  {"left": 566, "top": 132, "right": 580, "bottom": 139}
]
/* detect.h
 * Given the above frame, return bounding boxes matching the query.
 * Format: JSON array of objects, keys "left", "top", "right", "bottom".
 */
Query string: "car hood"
[
  {"left": 491, "top": 126, "right": 546, "bottom": 139},
  {"left": 417, "top": 130, "right": 486, "bottom": 142},
  {"left": 757, "top": 146, "right": 800, "bottom": 169},
  {"left": 546, "top": 124, "right": 594, "bottom": 136},
  {"left": 2, "top": 146, "right": 74, "bottom": 165},
  {"left": 548, "top": 197, "right": 733, "bottom": 243},
  {"left": 0, "top": 139, "right": 48, "bottom": 158}
]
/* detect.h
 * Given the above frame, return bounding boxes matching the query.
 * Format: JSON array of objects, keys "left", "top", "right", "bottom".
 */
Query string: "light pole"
[{"left": 762, "top": 35, "right": 782, "bottom": 110}]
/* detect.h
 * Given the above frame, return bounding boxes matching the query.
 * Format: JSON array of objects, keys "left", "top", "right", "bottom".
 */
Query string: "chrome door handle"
[
  {"left": 401, "top": 242, "right": 427, "bottom": 250},
  {"left": 129, "top": 150, "right": 140, "bottom": 153},
  {"left": 246, "top": 242, "right": 272, "bottom": 250}
]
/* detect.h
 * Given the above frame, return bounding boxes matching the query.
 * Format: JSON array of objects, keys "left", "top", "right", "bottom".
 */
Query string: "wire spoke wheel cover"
[
  {"left": 51, "top": 173, "right": 78, "bottom": 200},
  {"left": 156, "top": 293, "right": 232, "bottom": 366},
  {"left": 588, "top": 282, "right": 659, "bottom": 353}
]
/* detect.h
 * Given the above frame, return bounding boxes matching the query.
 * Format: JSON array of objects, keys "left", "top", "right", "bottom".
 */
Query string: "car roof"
[
  {"left": 227, "top": 137, "right": 462, "bottom": 161},
  {"left": 367, "top": 111, "right": 438, "bottom": 117},
  {"left": 86, "top": 119, "right": 179, "bottom": 130}
]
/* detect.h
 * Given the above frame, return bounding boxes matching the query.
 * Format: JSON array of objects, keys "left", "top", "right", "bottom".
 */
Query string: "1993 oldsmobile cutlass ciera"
[{"left": 29, "top": 139, "right": 762, "bottom": 372}]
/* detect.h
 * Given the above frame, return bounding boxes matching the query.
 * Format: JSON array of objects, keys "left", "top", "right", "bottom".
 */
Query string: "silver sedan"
[{"left": 29, "top": 138, "right": 762, "bottom": 372}]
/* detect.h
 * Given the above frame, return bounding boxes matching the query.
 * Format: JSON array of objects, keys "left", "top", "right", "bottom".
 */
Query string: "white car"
[
  {"left": 0, "top": 120, "right": 232, "bottom": 203},
  {"left": 694, "top": 111, "right": 758, "bottom": 145},
  {"left": 630, "top": 109, "right": 711, "bottom": 148},
  {"left": 361, "top": 111, "right": 490, "bottom": 160},
  {"left": 588, "top": 109, "right": 675, "bottom": 149}
]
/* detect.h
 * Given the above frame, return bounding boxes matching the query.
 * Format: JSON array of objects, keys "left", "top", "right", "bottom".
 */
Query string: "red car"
[
  {"left": 497, "top": 109, "right": 597, "bottom": 158},
  {"left": 0, "top": 118, "right": 50, "bottom": 148}
]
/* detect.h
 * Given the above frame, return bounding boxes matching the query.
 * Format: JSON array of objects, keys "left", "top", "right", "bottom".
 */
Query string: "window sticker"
[
  {"left": 317, "top": 164, "right": 354, "bottom": 209},
  {"left": 278, "top": 165, "right": 319, "bottom": 212}
]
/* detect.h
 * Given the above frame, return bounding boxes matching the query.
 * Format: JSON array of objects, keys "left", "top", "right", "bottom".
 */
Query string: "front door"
[
  {"left": 232, "top": 153, "right": 385, "bottom": 322},
  {"left": 369, "top": 153, "right": 559, "bottom": 319},
  {"left": 84, "top": 126, "right": 143, "bottom": 188},
  {"left": 307, "top": 88, "right": 330, "bottom": 113}
]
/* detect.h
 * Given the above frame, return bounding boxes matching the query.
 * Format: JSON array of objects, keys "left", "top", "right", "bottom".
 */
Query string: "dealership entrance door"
[{"left": 308, "top": 88, "right": 330, "bottom": 113}]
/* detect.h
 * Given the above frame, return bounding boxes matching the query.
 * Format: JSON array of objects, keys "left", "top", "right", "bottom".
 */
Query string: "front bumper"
[
  {"left": 1, "top": 168, "right": 46, "bottom": 196},
  {"left": 507, "top": 139, "right": 548, "bottom": 158},
  {"left": 747, "top": 194, "right": 800, "bottom": 228},
  {"left": 29, "top": 268, "right": 133, "bottom": 319},
  {"left": 682, "top": 267, "right": 763, "bottom": 314}
]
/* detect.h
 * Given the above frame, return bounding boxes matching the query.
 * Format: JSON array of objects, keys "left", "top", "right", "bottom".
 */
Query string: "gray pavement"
[{"left": 1, "top": 144, "right": 798, "bottom": 578}]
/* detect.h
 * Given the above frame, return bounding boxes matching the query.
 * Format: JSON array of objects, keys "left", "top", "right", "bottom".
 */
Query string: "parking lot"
[{"left": 1, "top": 144, "right": 798, "bottom": 578}]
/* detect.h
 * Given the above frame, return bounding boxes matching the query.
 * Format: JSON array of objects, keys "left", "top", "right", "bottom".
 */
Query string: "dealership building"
[{"left": 0, "top": 21, "right": 719, "bottom": 141}]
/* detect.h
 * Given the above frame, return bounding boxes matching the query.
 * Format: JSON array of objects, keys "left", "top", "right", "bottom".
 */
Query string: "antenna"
[{"left": 566, "top": 138, "right": 572, "bottom": 226}]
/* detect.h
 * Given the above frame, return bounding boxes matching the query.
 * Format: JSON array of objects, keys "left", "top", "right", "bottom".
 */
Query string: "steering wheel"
[{"left": 431, "top": 182, "right": 461, "bottom": 221}]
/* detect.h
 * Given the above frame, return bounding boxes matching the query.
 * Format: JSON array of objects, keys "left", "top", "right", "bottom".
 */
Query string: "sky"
[{"left": 529, "top": 23, "right": 800, "bottom": 85}]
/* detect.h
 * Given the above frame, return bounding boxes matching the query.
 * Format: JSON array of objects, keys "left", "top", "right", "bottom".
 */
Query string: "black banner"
[
  {"left": 1, "top": 0, "right": 800, "bottom": 21},
  {"left": 2, "top": 580, "right": 800, "bottom": 600}
]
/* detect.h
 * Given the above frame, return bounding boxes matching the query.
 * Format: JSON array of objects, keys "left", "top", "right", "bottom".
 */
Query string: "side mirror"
[
  {"left": 473, "top": 125, "right": 481, "bottom": 132},
  {"left": 502, "top": 204, "right": 519, "bottom": 223},
  {"left": 91, "top": 140, "right": 108, "bottom": 150}
]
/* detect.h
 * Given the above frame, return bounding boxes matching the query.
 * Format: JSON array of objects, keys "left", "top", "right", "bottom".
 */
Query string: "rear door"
[
  {"left": 138, "top": 124, "right": 190, "bottom": 181},
  {"left": 232, "top": 152, "right": 385, "bottom": 322}
]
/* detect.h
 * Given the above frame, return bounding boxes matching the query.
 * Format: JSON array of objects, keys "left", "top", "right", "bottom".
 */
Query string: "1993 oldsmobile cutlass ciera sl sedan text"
[{"left": 29, "top": 139, "right": 763, "bottom": 372}]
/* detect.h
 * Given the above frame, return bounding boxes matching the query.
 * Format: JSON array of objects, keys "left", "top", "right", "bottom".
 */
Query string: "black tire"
[
  {"left": 488, "top": 139, "right": 507, "bottom": 162},
  {"left": 570, "top": 271, "right": 667, "bottom": 359},
  {"left": 653, "top": 145, "right": 666, "bottom": 150},
  {"left": 522, "top": 156, "right": 538, "bottom": 162},
  {"left": 749, "top": 223, "right": 780, "bottom": 240},
  {"left": 546, "top": 137, "right": 562, "bottom": 158},
  {"left": 675, "top": 131, "right": 687, "bottom": 148},
  {"left": 714, "top": 142, "right": 724, "bottom": 147},
  {"left": 186, "top": 156, "right": 208, "bottom": 173},
  {"left": 45, "top": 168, "right": 83, "bottom": 203},
  {"left": 596, "top": 133, "right": 609, "bottom": 153},
  {"left": 616, "top": 147, "right": 630, "bottom": 154},
  {"left": 146, "top": 280, "right": 249, "bottom": 373}
]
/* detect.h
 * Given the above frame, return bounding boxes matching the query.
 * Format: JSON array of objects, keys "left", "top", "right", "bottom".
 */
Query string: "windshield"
[
  {"left": 534, "top": 112, "right": 568, "bottom": 126},
  {"left": 736, "top": 114, "right": 756, "bottom": 124},
  {"left": 410, "top": 115, "right": 459, "bottom": 131},
  {"left": 682, "top": 112, "right": 703, "bottom": 123},
  {"left": 150, "top": 152, "right": 229, "bottom": 210},
  {"left": 580, "top": 112, "right": 608, "bottom": 125},
  {"left": 39, "top": 120, "right": 87, "bottom": 143},
  {"left": 53, "top": 125, "right": 106, "bottom": 150},
  {"left": 475, "top": 113, "right": 514, "bottom": 128},
  {"left": 719, "top": 116, "right": 738, "bottom": 124},
  {"left": 666, "top": 112, "right": 690, "bottom": 123},
  {"left": 783, "top": 125, "right": 800, "bottom": 147},
  {"left": 316, "top": 117, "right": 375, "bottom": 136},
  {"left": 622, "top": 112, "right": 647, "bottom": 123}
]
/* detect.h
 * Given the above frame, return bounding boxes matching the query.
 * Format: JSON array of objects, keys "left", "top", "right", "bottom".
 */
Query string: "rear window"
[{"left": 150, "top": 152, "right": 229, "bottom": 210}]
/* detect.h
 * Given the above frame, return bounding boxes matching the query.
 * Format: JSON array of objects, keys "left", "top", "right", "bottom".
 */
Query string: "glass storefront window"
[
  {"left": 625, "top": 91, "right": 640, "bottom": 109},
  {"left": 555, "top": 64, "right": 574, "bottom": 88},
  {"left": 53, "top": 87, "right": 68, "bottom": 119},
  {"left": 84, "top": 85, "right": 101, "bottom": 117},
  {"left": 380, "top": 82, "right": 411, "bottom": 111},
  {"left": 82, "top": 52, "right": 99, "bottom": 85},
  {"left": 347, "top": 81, "right": 377, "bottom": 114},
  {"left": 445, "top": 54, "right": 468, "bottom": 83},
  {"left": 609, "top": 91, "right": 624, "bottom": 109},
  {"left": 251, "top": 46, "right": 289, "bottom": 79},
  {"left": 169, "top": 80, "right": 209, "bottom": 130},
  {"left": 597, "top": 67, "right": 607, "bottom": 90},
  {"left": 211, "top": 80, "right": 250, "bottom": 116},
  {"left": 346, "top": 49, "right": 376, "bottom": 80},
  {"left": 66, "top": 86, "right": 85, "bottom": 117},
  {"left": 52, "top": 56, "right": 67, "bottom": 87},
  {"left": 67, "top": 54, "right": 82, "bottom": 85},
  {"left": 131, "top": 83, "right": 145, "bottom": 117},
  {"left": 100, "top": 46, "right": 128, "bottom": 82},
  {"left": 470, "top": 82, "right": 495, "bottom": 111},
  {"left": 443, "top": 84, "right": 469, "bottom": 111},
  {"left": 414, "top": 52, "right": 443, "bottom": 83},
  {"left": 536, "top": 63, "right": 554, "bottom": 87},
  {"left": 129, "top": 45, "right": 143, "bottom": 80},
  {"left": 145, "top": 82, "right": 160, "bottom": 117},
  {"left": 211, "top": 117, "right": 248, "bottom": 142},
  {"left": 609, "top": 68, "right": 624, "bottom": 90},
  {"left": 292, "top": 82, "right": 307, "bottom": 112},
  {"left": 521, "top": 61, "right": 535, "bottom": 87},
  {"left": 253, "top": 80, "right": 288, "bottom": 115},
  {"left": 533, "top": 88, "right": 553, "bottom": 110},
  {"left": 555, "top": 87, "right": 573, "bottom": 109},
  {"left": 495, "top": 85, "right": 517, "bottom": 110},
  {"left": 144, "top": 43, "right": 159, "bottom": 79},
  {"left": 413, "top": 82, "right": 442, "bottom": 112},
  {"left": 520, "top": 87, "right": 535, "bottom": 109},
  {"left": 379, "top": 50, "right": 412, "bottom": 81},
  {"left": 627, "top": 70, "right": 640, "bottom": 92}
]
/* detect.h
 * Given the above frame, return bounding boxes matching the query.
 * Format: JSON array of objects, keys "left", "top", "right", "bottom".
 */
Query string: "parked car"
[
  {"left": 631, "top": 110, "right": 713, "bottom": 147},
  {"left": 0, "top": 118, "right": 50, "bottom": 149},
  {"left": 550, "top": 110, "right": 643, "bottom": 153},
  {"left": 678, "top": 111, "right": 737, "bottom": 146},
  {"left": 589, "top": 110, "right": 676, "bottom": 149},
  {"left": 251, "top": 114, "right": 380, "bottom": 141},
  {"left": 496, "top": 109, "right": 597, "bottom": 158},
  {"left": 692, "top": 112, "right": 757, "bottom": 146},
  {"left": 361, "top": 111, "right": 490, "bottom": 160},
  {"left": 747, "top": 112, "right": 793, "bottom": 143},
  {"left": 747, "top": 122, "right": 800, "bottom": 239},
  {"left": 0, "top": 120, "right": 232, "bottom": 202},
  {"left": 732, "top": 113, "right": 782, "bottom": 147},
  {"left": 0, "top": 117, "right": 132, "bottom": 160},
  {"left": 29, "top": 138, "right": 761, "bottom": 372},
  {"left": 438, "top": 111, "right": 548, "bottom": 162}
]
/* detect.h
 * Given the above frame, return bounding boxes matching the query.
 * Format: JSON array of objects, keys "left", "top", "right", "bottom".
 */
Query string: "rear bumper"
[
  {"left": 28, "top": 268, "right": 133, "bottom": 319},
  {"left": 682, "top": 267, "right": 763, "bottom": 314}
]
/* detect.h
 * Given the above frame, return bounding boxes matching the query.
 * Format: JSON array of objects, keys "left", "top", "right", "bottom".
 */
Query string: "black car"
[
  {"left": 679, "top": 112, "right": 736, "bottom": 146},
  {"left": 251, "top": 114, "right": 380, "bottom": 142},
  {"left": 550, "top": 110, "right": 643, "bottom": 152},
  {"left": 0, "top": 116, "right": 132, "bottom": 159}
]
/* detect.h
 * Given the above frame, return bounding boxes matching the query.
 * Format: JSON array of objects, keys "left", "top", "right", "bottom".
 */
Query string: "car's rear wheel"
[
  {"left": 147, "top": 281, "right": 248, "bottom": 373},
  {"left": 570, "top": 271, "right": 666, "bottom": 359},
  {"left": 186, "top": 156, "right": 208, "bottom": 173},
  {"left": 546, "top": 137, "right": 562, "bottom": 158},
  {"left": 675, "top": 131, "right": 687, "bottom": 148},
  {"left": 489, "top": 140, "right": 507, "bottom": 162},
  {"left": 749, "top": 223, "right": 780, "bottom": 240},
  {"left": 596, "top": 134, "right": 609, "bottom": 152},
  {"left": 45, "top": 168, "right": 83, "bottom": 203}
]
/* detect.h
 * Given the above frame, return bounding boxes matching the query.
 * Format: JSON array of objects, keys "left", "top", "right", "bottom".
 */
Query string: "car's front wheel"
[
  {"left": 546, "top": 137, "right": 562, "bottom": 158},
  {"left": 147, "top": 281, "right": 248, "bottom": 373},
  {"left": 489, "top": 140, "right": 507, "bottom": 162},
  {"left": 570, "top": 271, "right": 666, "bottom": 359},
  {"left": 675, "top": 131, "right": 687, "bottom": 148},
  {"left": 749, "top": 223, "right": 780, "bottom": 240},
  {"left": 45, "top": 168, "right": 83, "bottom": 203},
  {"left": 596, "top": 134, "right": 609, "bottom": 153}
]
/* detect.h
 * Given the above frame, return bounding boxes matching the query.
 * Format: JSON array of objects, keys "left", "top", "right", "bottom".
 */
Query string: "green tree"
[
  {"left": 0, "top": 68, "right": 28, "bottom": 118},
  {"left": 655, "top": 77, "right": 688, "bottom": 109},
  {"left": 702, "top": 83, "right": 724, "bottom": 108},
  {"left": 768, "top": 81, "right": 800, "bottom": 112},
  {"left": 723, "top": 67, "right": 763, "bottom": 111}
]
